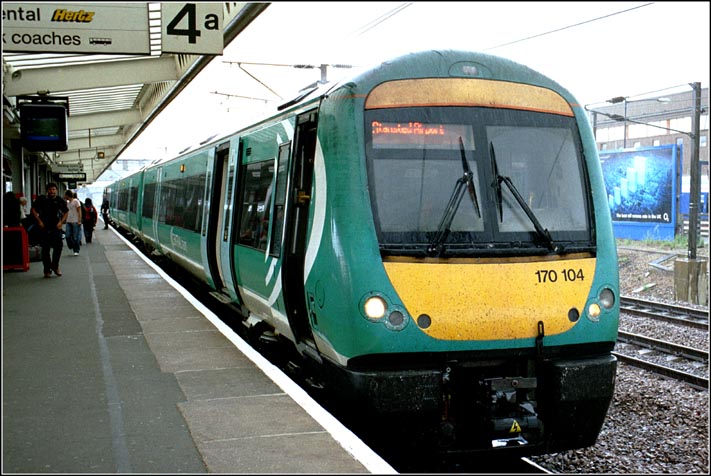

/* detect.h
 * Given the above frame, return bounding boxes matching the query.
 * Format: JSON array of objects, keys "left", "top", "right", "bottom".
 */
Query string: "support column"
[{"left": 674, "top": 257, "right": 708, "bottom": 305}]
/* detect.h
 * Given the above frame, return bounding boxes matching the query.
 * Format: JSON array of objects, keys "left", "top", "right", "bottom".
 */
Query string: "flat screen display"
[{"left": 20, "top": 104, "right": 68, "bottom": 151}]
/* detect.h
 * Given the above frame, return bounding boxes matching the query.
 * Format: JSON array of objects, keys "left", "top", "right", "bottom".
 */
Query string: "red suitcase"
[{"left": 3, "top": 226, "right": 30, "bottom": 272}]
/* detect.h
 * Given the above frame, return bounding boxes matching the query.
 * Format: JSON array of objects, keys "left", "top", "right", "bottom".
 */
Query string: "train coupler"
[{"left": 484, "top": 376, "right": 541, "bottom": 446}]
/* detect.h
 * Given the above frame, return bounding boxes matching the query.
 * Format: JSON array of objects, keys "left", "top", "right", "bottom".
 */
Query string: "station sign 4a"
[{"left": 161, "top": 3, "right": 223, "bottom": 55}]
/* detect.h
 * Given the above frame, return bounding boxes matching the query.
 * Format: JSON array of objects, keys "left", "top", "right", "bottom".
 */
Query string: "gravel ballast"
[{"left": 529, "top": 241, "right": 709, "bottom": 474}]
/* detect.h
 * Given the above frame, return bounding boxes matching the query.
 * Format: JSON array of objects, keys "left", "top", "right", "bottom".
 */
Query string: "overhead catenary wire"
[
  {"left": 211, "top": 91, "right": 274, "bottom": 103},
  {"left": 218, "top": 2, "right": 414, "bottom": 101},
  {"left": 221, "top": 3, "right": 690, "bottom": 110},
  {"left": 346, "top": 2, "right": 413, "bottom": 38},
  {"left": 483, "top": 2, "right": 654, "bottom": 51}
]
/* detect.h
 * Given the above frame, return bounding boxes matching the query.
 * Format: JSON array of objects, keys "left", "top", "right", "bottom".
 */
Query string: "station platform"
[{"left": 2, "top": 224, "right": 396, "bottom": 474}]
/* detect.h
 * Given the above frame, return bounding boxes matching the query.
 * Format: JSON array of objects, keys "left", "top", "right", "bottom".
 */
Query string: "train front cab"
[{"left": 304, "top": 53, "right": 619, "bottom": 455}]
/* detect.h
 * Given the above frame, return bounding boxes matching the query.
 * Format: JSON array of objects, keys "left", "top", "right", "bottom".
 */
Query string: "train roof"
[{"left": 112, "top": 49, "right": 580, "bottom": 186}]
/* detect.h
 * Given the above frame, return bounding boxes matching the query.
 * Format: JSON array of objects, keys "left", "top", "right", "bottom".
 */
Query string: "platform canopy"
[{"left": 2, "top": 2, "right": 270, "bottom": 184}]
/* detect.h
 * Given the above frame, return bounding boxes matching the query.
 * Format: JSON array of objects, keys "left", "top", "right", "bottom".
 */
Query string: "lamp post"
[{"left": 687, "top": 82, "right": 702, "bottom": 260}]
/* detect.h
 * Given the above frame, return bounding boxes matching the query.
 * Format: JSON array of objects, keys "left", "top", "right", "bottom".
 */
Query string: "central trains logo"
[
  {"left": 51, "top": 9, "right": 95, "bottom": 23},
  {"left": 170, "top": 228, "right": 188, "bottom": 252}
]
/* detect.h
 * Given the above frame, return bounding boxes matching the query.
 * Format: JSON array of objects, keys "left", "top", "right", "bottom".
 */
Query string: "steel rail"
[
  {"left": 617, "top": 331, "right": 708, "bottom": 362},
  {"left": 612, "top": 352, "right": 709, "bottom": 390},
  {"left": 620, "top": 296, "right": 709, "bottom": 330}
]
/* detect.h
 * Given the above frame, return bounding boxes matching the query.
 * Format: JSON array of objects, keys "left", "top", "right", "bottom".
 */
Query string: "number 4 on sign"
[{"left": 161, "top": 3, "right": 223, "bottom": 55}]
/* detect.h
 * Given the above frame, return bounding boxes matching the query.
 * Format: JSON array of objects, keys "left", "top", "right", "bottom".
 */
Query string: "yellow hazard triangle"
[{"left": 509, "top": 420, "right": 522, "bottom": 433}]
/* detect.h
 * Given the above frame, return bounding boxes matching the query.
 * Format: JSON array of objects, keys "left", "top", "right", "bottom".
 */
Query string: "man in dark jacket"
[
  {"left": 101, "top": 197, "right": 110, "bottom": 229},
  {"left": 31, "top": 183, "right": 69, "bottom": 278}
]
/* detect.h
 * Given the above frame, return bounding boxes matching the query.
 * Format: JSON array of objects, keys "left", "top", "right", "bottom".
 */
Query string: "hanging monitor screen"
[{"left": 20, "top": 104, "right": 68, "bottom": 151}]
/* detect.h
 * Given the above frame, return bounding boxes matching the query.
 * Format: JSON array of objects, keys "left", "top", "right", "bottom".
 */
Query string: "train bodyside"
[
  {"left": 111, "top": 145, "right": 235, "bottom": 293},
  {"left": 109, "top": 169, "right": 144, "bottom": 238},
  {"left": 146, "top": 151, "right": 212, "bottom": 283}
]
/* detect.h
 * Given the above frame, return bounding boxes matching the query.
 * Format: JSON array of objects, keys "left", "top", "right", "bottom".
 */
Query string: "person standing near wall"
[
  {"left": 64, "top": 189, "right": 82, "bottom": 256},
  {"left": 31, "top": 183, "right": 69, "bottom": 278}
]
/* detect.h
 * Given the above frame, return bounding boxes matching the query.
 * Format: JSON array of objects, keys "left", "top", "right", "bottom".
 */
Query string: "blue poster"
[{"left": 599, "top": 145, "right": 676, "bottom": 239}]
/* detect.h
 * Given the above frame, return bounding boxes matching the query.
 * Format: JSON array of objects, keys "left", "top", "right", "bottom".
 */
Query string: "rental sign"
[{"left": 2, "top": 3, "right": 150, "bottom": 54}]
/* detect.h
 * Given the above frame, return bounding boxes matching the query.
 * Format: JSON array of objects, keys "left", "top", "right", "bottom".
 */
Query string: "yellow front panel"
[
  {"left": 365, "top": 78, "right": 574, "bottom": 117},
  {"left": 384, "top": 257, "right": 596, "bottom": 340}
]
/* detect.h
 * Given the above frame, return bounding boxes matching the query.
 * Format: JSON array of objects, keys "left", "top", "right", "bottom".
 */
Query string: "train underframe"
[{"left": 315, "top": 346, "right": 617, "bottom": 457}]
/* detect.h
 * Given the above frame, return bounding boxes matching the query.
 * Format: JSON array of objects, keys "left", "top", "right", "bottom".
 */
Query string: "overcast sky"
[{"left": 119, "top": 1, "right": 709, "bottom": 163}]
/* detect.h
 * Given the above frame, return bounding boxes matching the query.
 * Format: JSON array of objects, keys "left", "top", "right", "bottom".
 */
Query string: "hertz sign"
[{"left": 2, "top": 2, "right": 150, "bottom": 54}]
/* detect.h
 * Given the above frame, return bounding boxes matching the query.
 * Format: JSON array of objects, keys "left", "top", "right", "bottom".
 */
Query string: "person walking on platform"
[
  {"left": 82, "top": 197, "right": 98, "bottom": 243},
  {"left": 101, "top": 196, "right": 110, "bottom": 229},
  {"left": 31, "top": 183, "right": 69, "bottom": 278},
  {"left": 64, "top": 190, "right": 82, "bottom": 256}
]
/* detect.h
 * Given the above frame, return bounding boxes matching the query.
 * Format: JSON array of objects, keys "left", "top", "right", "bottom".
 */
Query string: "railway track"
[
  {"left": 620, "top": 295, "right": 709, "bottom": 329},
  {"left": 614, "top": 330, "right": 708, "bottom": 390}
]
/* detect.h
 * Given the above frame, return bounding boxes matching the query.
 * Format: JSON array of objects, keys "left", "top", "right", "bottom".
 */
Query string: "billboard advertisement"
[{"left": 599, "top": 145, "right": 677, "bottom": 240}]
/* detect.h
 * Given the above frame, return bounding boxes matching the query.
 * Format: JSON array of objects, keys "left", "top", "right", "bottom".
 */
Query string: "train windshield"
[{"left": 366, "top": 107, "right": 593, "bottom": 257}]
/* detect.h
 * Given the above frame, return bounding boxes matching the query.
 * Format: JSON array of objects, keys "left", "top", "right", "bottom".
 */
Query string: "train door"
[
  {"left": 217, "top": 143, "right": 244, "bottom": 305},
  {"left": 282, "top": 111, "right": 318, "bottom": 351},
  {"left": 153, "top": 167, "right": 162, "bottom": 252},
  {"left": 204, "top": 142, "right": 228, "bottom": 293}
]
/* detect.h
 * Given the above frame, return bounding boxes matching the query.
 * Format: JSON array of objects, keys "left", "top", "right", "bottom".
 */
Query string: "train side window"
[
  {"left": 129, "top": 186, "right": 138, "bottom": 213},
  {"left": 118, "top": 187, "right": 128, "bottom": 211},
  {"left": 142, "top": 182, "right": 156, "bottom": 219},
  {"left": 185, "top": 173, "right": 206, "bottom": 232},
  {"left": 161, "top": 181, "right": 178, "bottom": 225},
  {"left": 238, "top": 160, "right": 274, "bottom": 250}
]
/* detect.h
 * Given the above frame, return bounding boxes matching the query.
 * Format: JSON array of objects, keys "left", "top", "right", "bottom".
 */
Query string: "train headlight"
[
  {"left": 587, "top": 287, "right": 616, "bottom": 321},
  {"left": 364, "top": 296, "right": 387, "bottom": 319},
  {"left": 599, "top": 288, "right": 615, "bottom": 309},
  {"left": 360, "top": 293, "right": 409, "bottom": 330}
]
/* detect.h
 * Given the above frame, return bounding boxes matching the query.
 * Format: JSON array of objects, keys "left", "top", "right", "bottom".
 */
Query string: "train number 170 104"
[{"left": 535, "top": 268, "right": 585, "bottom": 283}]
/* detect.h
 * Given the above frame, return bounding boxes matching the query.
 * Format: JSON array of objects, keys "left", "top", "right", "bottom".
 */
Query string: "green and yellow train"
[{"left": 107, "top": 50, "right": 619, "bottom": 455}]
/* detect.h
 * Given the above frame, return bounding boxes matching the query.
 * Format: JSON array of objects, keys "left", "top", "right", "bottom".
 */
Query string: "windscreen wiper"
[
  {"left": 427, "top": 137, "right": 481, "bottom": 256},
  {"left": 489, "top": 142, "right": 559, "bottom": 252}
]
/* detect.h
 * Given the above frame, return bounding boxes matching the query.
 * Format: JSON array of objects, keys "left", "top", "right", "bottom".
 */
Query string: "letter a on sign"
[{"left": 161, "top": 3, "right": 223, "bottom": 55}]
